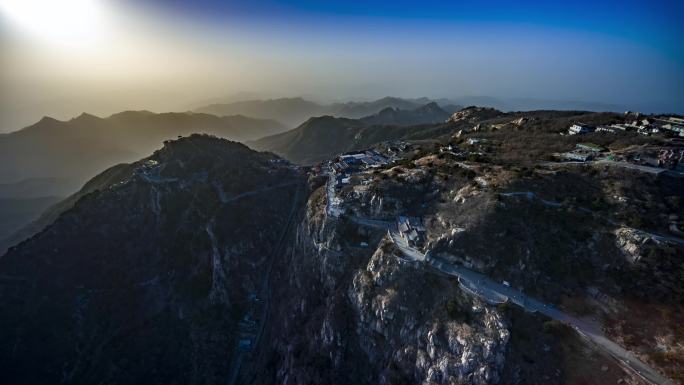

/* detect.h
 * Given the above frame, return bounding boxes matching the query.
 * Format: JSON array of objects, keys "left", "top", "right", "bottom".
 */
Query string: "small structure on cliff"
[{"left": 396, "top": 216, "right": 426, "bottom": 248}]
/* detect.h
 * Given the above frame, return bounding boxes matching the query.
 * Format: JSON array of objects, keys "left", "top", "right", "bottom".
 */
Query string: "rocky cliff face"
[
  {"left": 3, "top": 133, "right": 509, "bottom": 385},
  {"left": 243, "top": 187, "right": 509, "bottom": 385},
  {"left": 349, "top": 240, "right": 509, "bottom": 385},
  {"left": 447, "top": 107, "right": 504, "bottom": 124},
  {"left": 2, "top": 127, "right": 679, "bottom": 384}
]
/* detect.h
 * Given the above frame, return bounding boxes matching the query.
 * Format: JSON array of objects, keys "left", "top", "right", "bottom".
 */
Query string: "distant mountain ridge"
[
  {"left": 250, "top": 103, "right": 473, "bottom": 164},
  {"left": 253, "top": 105, "right": 653, "bottom": 166},
  {"left": 0, "top": 111, "right": 289, "bottom": 243},
  {"left": 195, "top": 94, "right": 660, "bottom": 128},
  {"left": 0, "top": 110, "right": 288, "bottom": 187},
  {"left": 195, "top": 97, "right": 327, "bottom": 128},
  {"left": 195, "top": 96, "right": 461, "bottom": 126},
  {"left": 360, "top": 102, "right": 451, "bottom": 126}
]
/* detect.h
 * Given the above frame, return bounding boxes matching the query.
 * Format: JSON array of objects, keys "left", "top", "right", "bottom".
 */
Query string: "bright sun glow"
[{"left": 0, "top": 0, "right": 103, "bottom": 47}]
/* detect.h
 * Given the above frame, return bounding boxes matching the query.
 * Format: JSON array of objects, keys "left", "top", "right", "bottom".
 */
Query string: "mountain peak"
[
  {"left": 448, "top": 106, "right": 504, "bottom": 123},
  {"left": 377, "top": 106, "right": 398, "bottom": 114},
  {"left": 359, "top": 101, "right": 450, "bottom": 126},
  {"left": 108, "top": 110, "right": 156, "bottom": 119},
  {"left": 156, "top": 133, "right": 255, "bottom": 162},
  {"left": 416, "top": 102, "right": 445, "bottom": 113},
  {"left": 72, "top": 112, "right": 100, "bottom": 122},
  {"left": 36, "top": 116, "right": 60, "bottom": 125}
]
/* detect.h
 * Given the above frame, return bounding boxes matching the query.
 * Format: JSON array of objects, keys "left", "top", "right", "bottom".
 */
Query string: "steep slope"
[
  {"left": 0, "top": 134, "right": 306, "bottom": 385},
  {"left": 360, "top": 102, "right": 451, "bottom": 126},
  {"left": 0, "top": 111, "right": 288, "bottom": 187},
  {"left": 244, "top": 205, "right": 511, "bottom": 385}
]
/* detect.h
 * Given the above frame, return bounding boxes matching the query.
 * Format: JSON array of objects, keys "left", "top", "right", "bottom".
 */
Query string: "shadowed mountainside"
[
  {"left": 1, "top": 111, "right": 682, "bottom": 384},
  {"left": 0, "top": 134, "right": 306, "bottom": 385}
]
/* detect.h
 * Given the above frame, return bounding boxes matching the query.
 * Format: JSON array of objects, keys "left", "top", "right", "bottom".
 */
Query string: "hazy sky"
[{"left": 1, "top": 0, "right": 683, "bottom": 132}]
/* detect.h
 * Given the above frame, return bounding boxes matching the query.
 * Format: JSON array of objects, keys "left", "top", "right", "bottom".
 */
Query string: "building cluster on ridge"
[
  {"left": 562, "top": 113, "right": 684, "bottom": 173},
  {"left": 567, "top": 114, "right": 684, "bottom": 137}
]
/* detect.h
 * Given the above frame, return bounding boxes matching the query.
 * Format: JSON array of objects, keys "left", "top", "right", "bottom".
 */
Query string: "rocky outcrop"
[
  {"left": 350, "top": 239, "right": 509, "bottom": 385},
  {"left": 614, "top": 227, "right": 652, "bottom": 263},
  {"left": 251, "top": 187, "right": 509, "bottom": 385},
  {"left": 448, "top": 107, "right": 504, "bottom": 124}
]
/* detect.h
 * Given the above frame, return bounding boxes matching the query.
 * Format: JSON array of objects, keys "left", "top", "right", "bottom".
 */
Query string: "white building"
[{"left": 568, "top": 123, "right": 595, "bottom": 135}]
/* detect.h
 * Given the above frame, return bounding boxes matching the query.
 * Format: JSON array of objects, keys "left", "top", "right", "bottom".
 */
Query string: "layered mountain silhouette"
[
  {"left": 0, "top": 111, "right": 289, "bottom": 243},
  {"left": 195, "top": 97, "right": 327, "bottom": 127},
  {"left": 0, "top": 111, "right": 288, "bottom": 191},
  {"left": 250, "top": 104, "right": 487, "bottom": 164},
  {"left": 0, "top": 100, "right": 457, "bottom": 245},
  {"left": 360, "top": 102, "right": 450, "bottom": 126},
  {"left": 194, "top": 96, "right": 461, "bottom": 127},
  {"left": 332, "top": 96, "right": 436, "bottom": 118}
]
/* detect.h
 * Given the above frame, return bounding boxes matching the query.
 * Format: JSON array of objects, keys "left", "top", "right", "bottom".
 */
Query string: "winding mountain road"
[
  {"left": 500, "top": 191, "right": 684, "bottom": 246},
  {"left": 411, "top": 246, "right": 674, "bottom": 385},
  {"left": 326, "top": 171, "right": 677, "bottom": 384},
  {"left": 348, "top": 214, "right": 675, "bottom": 385}
]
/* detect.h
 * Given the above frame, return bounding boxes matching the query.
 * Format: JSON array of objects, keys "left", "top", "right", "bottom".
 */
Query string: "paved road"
[
  {"left": 393, "top": 242, "right": 675, "bottom": 385},
  {"left": 388, "top": 230, "right": 426, "bottom": 262},
  {"left": 499, "top": 191, "right": 562, "bottom": 208},
  {"left": 344, "top": 204, "right": 676, "bottom": 384},
  {"left": 349, "top": 216, "right": 394, "bottom": 231},
  {"left": 544, "top": 159, "right": 684, "bottom": 177},
  {"left": 542, "top": 160, "right": 666, "bottom": 175},
  {"left": 596, "top": 160, "right": 668, "bottom": 175},
  {"left": 457, "top": 277, "right": 508, "bottom": 305},
  {"left": 500, "top": 191, "right": 684, "bottom": 246}
]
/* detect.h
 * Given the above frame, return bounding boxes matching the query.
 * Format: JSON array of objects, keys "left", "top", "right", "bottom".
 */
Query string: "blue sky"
[
  {"left": 1, "top": 0, "right": 683, "bottom": 131},
  {"left": 127, "top": 0, "right": 684, "bottom": 106},
  {"left": 137, "top": 0, "right": 683, "bottom": 56}
]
